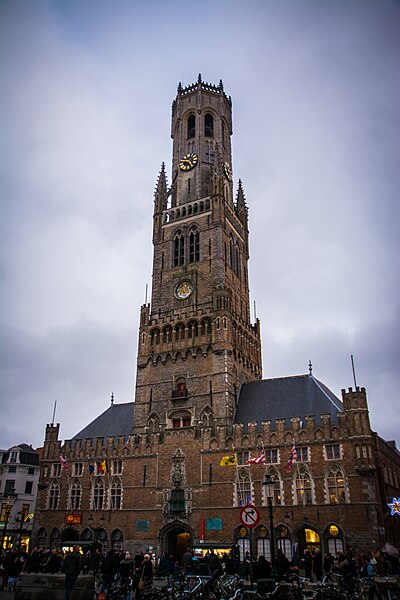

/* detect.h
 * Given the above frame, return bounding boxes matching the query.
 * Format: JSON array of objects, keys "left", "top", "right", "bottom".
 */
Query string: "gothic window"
[
  {"left": 327, "top": 466, "right": 346, "bottom": 504},
  {"left": 189, "top": 230, "right": 200, "bottom": 263},
  {"left": 263, "top": 470, "right": 282, "bottom": 506},
  {"left": 93, "top": 480, "right": 105, "bottom": 511},
  {"left": 294, "top": 465, "right": 314, "bottom": 506},
  {"left": 150, "top": 328, "right": 160, "bottom": 346},
  {"left": 37, "top": 527, "right": 47, "bottom": 550},
  {"left": 175, "top": 323, "right": 185, "bottom": 341},
  {"left": 163, "top": 326, "right": 172, "bottom": 343},
  {"left": 169, "top": 489, "right": 185, "bottom": 513},
  {"left": 201, "top": 318, "right": 211, "bottom": 336},
  {"left": 205, "top": 113, "right": 214, "bottom": 137},
  {"left": 110, "top": 481, "right": 122, "bottom": 510},
  {"left": 235, "top": 468, "right": 252, "bottom": 506},
  {"left": 257, "top": 537, "right": 271, "bottom": 561},
  {"left": 111, "top": 528, "right": 123, "bottom": 552},
  {"left": 174, "top": 233, "right": 185, "bottom": 267},
  {"left": 48, "top": 483, "right": 60, "bottom": 510},
  {"left": 188, "top": 320, "right": 198, "bottom": 338},
  {"left": 69, "top": 481, "right": 81, "bottom": 511},
  {"left": 187, "top": 114, "right": 195, "bottom": 139}
]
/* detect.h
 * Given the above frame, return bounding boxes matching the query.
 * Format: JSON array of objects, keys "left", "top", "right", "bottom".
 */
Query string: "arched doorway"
[
  {"left": 296, "top": 525, "right": 321, "bottom": 558},
  {"left": 159, "top": 521, "right": 194, "bottom": 561}
]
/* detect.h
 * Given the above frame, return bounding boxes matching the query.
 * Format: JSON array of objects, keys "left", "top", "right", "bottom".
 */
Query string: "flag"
[
  {"left": 59, "top": 455, "right": 68, "bottom": 470},
  {"left": 88, "top": 464, "right": 95, "bottom": 475},
  {"left": 247, "top": 452, "right": 266, "bottom": 464},
  {"left": 97, "top": 459, "right": 107, "bottom": 474},
  {"left": 219, "top": 455, "right": 237, "bottom": 467},
  {"left": 287, "top": 445, "right": 297, "bottom": 471}
]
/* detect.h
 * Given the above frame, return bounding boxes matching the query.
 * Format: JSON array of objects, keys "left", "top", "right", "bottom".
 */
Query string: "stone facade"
[{"left": 32, "top": 77, "right": 400, "bottom": 560}]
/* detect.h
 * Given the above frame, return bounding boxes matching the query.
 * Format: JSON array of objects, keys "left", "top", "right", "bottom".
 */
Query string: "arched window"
[
  {"left": 256, "top": 535, "right": 271, "bottom": 561},
  {"left": 50, "top": 527, "right": 61, "bottom": 549},
  {"left": 201, "top": 318, "right": 211, "bottom": 336},
  {"left": 69, "top": 481, "right": 81, "bottom": 511},
  {"left": 205, "top": 113, "right": 214, "bottom": 137},
  {"left": 163, "top": 326, "right": 172, "bottom": 343},
  {"left": 277, "top": 525, "right": 292, "bottom": 557},
  {"left": 189, "top": 230, "right": 200, "bottom": 263},
  {"left": 188, "top": 320, "right": 198, "bottom": 338},
  {"left": 48, "top": 483, "right": 60, "bottom": 510},
  {"left": 294, "top": 465, "right": 314, "bottom": 505},
  {"left": 150, "top": 328, "right": 160, "bottom": 346},
  {"left": 327, "top": 466, "right": 346, "bottom": 504},
  {"left": 187, "top": 114, "right": 195, "bottom": 139},
  {"left": 110, "top": 481, "right": 122, "bottom": 510},
  {"left": 235, "top": 468, "right": 252, "bottom": 506},
  {"left": 93, "top": 479, "right": 105, "bottom": 511},
  {"left": 37, "top": 527, "right": 47, "bottom": 550},
  {"left": 175, "top": 323, "right": 185, "bottom": 341},
  {"left": 326, "top": 524, "right": 344, "bottom": 554},
  {"left": 111, "top": 528, "right": 123, "bottom": 552},
  {"left": 221, "top": 120, "right": 226, "bottom": 147},
  {"left": 263, "top": 471, "right": 283, "bottom": 506},
  {"left": 174, "top": 233, "right": 185, "bottom": 267}
]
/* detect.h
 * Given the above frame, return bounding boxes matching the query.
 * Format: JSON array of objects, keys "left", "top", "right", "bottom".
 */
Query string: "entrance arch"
[
  {"left": 159, "top": 521, "right": 195, "bottom": 561},
  {"left": 295, "top": 524, "right": 322, "bottom": 559}
]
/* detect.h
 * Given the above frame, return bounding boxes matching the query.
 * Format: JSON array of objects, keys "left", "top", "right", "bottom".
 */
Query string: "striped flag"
[
  {"left": 247, "top": 452, "right": 266, "bottom": 464},
  {"left": 59, "top": 455, "right": 68, "bottom": 470},
  {"left": 287, "top": 446, "right": 297, "bottom": 471},
  {"left": 97, "top": 459, "right": 107, "bottom": 474}
]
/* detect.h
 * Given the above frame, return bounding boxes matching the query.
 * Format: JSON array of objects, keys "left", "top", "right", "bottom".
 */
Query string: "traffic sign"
[{"left": 239, "top": 504, "right": 260, "bottom": 528}]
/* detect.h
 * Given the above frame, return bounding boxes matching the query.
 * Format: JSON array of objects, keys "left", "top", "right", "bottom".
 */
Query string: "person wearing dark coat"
[
  {"left": 276, "top": 549, "right": 290, "bottom": 581},
  {"left": 62, "top": 546, "right": 82, "bottom": 600},
  {"left": 303, "top": 549, "right": 313, "bottom": 580},
  {"left": 255, "top": 555, "right": 271, "bottom": 580},
  {"left": 313, "top": 548, "right": 323, "bottom": 582}
]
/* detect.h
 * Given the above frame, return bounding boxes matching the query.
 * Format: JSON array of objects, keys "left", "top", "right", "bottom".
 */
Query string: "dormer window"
[
  {"left": 9, "top": 451, "right": 19, "bottom": 464},
  {"left": 205, "top": 113, "right": 214, "bottom": 137},
  {"left": 187, "top": 114, "right": 195, "bottom": 139}
]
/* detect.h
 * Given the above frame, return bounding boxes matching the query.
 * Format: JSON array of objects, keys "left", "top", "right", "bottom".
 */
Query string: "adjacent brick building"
[{"left": 32, "top": 76, "right": 400, "bottom": 560}]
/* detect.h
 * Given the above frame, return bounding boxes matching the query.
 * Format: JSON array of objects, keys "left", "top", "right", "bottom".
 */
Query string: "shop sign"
[{"left": 65, "top": 513, "right": 81, "bottom": 524}]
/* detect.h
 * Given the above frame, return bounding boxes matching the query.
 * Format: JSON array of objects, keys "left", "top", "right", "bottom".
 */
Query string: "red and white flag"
[
  {"left": 287, "top": 446, "right": 297, "bottom": 471},
  {"left": 247, "top": 452, "right": 266, "bottom": 464},
  {"left": 59, "top": 454, "right": 68, "bottom": 470}
]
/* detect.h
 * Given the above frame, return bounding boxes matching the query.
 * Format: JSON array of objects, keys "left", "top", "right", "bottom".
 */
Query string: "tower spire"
[
  {"left": 236, "top": 179, "right": 248, "bottom": 225},
  {"left": 154, "top": 162, "right": 168, "bottom": 213}
]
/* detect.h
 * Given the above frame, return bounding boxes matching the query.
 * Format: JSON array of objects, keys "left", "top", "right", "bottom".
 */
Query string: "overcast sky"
[{"left": 1, "top": 0, "right": 399, "bottom": 450}]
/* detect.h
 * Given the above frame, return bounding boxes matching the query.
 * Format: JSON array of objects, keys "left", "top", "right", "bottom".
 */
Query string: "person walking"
[{"left": 62, "top": 545, "right": 82, "bottom": 600}]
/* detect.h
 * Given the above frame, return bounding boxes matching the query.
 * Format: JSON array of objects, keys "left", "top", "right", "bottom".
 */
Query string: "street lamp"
[
  {"left": 1, "top": 490, "right": 18, "bottom": 549},
  {"left": 263, "top": 475, "right": 276, "bottom": 577}
]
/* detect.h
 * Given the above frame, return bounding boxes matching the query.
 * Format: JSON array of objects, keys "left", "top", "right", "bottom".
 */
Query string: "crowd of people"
[{"left": 0, "top": 542, "right": 399, "bottom": 598}]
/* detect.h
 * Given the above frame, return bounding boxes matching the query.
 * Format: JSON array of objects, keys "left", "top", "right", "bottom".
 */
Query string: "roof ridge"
[{"left": 310, "top": 376, "right": 342, "bottom": 411}]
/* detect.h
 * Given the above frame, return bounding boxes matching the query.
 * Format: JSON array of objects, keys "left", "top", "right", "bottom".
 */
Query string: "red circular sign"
[{"left": 239, "top": 504, "right": 261, "bottom": 529}]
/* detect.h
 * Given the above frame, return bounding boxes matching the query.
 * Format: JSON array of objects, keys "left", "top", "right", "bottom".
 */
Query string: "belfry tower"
[{"left": 133, "top": 75, "right": 262, "bottom": 435}]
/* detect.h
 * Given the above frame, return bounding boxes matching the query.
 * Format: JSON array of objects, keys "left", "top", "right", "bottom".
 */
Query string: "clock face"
[
  {"left": 174, "top": 280, "right": 195, "bottom": 300},
  {"left": 223, "top": 162, "right": 232, "bottom": 181},
  {"left": 179, "top": 153, "right": 198, "bottom": 172}
]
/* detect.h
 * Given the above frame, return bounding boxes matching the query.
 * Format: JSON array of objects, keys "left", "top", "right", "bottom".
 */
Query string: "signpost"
[{"left": 239, "top": 505, "right": 260, "bottom": 587}]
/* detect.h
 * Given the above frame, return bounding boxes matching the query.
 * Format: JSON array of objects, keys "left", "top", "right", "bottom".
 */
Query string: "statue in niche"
[{"left": 171, "top": 448, "right": 185, "bottom": 488}]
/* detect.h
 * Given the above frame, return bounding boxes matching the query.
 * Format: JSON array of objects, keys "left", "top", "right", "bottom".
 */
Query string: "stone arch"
[{"left": 158, "top": 520, "right": 195, "bottom": 557}]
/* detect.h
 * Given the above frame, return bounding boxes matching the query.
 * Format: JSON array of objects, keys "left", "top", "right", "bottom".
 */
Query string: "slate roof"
[
  {"left": 234, "top": 374, "right": 343, "bottom": 430},
  {"left": 72, "top": 402, "right": 134, "bottom": 441}
]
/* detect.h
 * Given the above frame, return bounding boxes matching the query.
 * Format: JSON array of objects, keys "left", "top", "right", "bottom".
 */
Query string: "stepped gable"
[
  {"left": 235, "top": 374, "right": 343, "bottom": 430},
  {"left": 72, "top": 402, "right": 134, "bottom": 440}
]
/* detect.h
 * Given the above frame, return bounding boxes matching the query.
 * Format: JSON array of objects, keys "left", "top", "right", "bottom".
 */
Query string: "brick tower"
[{"left": 133, "top": 75, "right": 262, "bottom": 435}]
